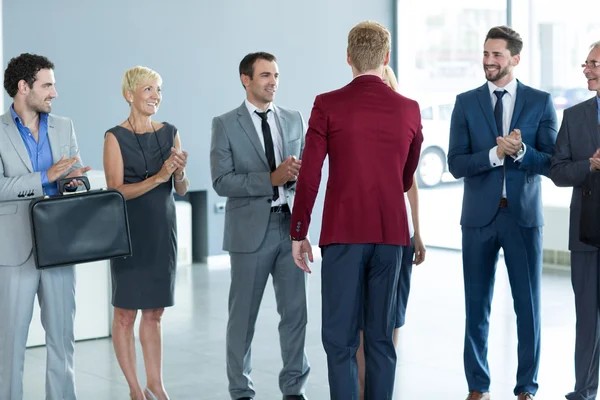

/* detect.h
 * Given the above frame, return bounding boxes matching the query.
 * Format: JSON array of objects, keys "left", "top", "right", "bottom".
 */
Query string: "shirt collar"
[
  {"left": 487, "top": 78, "right": 517, "bottom": 98},
  {"left": 10, "top": 103, "right": 49, "bottom": 127},
  {"left": 10, "top": 104, "right": 22, "bottom": 125},
  {"left": 245, "top": 99, "right": 274, "bottom": 117}
]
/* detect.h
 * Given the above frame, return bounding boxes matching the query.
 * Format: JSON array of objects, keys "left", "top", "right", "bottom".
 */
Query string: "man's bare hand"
[
  {"left": 47, "top": 156, "right": 78, "bottom": 183},
  {"left": 508, "top": 128, "right": 521, "bottom": 139},
  {"left": 413, "top": 234, "right": 426, "bottom": 265},
  {"left": 497, "top": 136, "right": 521, "bottom": 156},
  {"left": 65, "top": 166, "right": 92, "bottom": 180},
  {"left": 292, "top": 238, "right": 313, "bottom": 273},
  {"left": 496, "top": 139, "right": 507, "bottom": 159},
  {"left": 590, "top": 157, "right": 600, "bottom": 171},
  {"left": 271, "top": 156, "right": 302, "bottom": 186}
]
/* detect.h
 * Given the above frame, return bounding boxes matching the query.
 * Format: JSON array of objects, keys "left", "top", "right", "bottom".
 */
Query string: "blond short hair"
[
  {"left": 383, "top": 65, "right": 399, "bottom": 92},
  {"left": 121, "top": 66, "right": 162, "bottom": 103},
  {"left": 347, "top": 21, "right": 391, "bottom": 73}
]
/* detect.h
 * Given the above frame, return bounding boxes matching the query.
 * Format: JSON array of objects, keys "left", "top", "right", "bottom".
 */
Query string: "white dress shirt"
[
  {"left": 487, "top": 78, "right": 526, "bottom": 197},
  {"left": 405, "top": 193, "right": 414, "bottom": 238},
  {"left": 245, "top": 99, "right": 286, "bottom": 206}
]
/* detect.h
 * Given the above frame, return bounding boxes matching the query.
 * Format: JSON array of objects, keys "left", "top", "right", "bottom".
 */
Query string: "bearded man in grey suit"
[
  {"left": 210, "top": 52, "right": 310, "bottom": 400},
  {"left": 550, "top": 41, "right": 600, "bottom": 400},
  {"left": 0, "top": 53, "right": 90, "bottom": 400}
]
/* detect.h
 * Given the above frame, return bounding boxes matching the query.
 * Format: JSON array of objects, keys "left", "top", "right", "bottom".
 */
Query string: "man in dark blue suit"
[{"left": 448, "top": 26, "right": 558, "bottom": 400}]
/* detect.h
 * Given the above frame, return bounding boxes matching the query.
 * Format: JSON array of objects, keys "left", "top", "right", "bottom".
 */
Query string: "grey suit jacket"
[
  {"left": 210, "top": 102, "right": 306, "bottom": 253},
  {"left": 550, "top": 96, "right": 599, "bottom": 251},
  {"left": 0, "top": 110, "right": 84, "bottom": 266}
]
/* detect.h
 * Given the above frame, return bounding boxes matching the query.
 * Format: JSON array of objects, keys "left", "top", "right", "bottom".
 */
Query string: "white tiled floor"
[{"left": 23, "top": 248, "right": 577, "bottom": 399}]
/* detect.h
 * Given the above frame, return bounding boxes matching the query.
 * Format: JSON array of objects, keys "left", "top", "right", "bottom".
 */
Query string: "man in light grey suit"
[
  {"left": 0, "top": 53, "right": 90, "bottom": 400},
  {"left": 210, "top": 52, "right": 310, "bottom": 400},
  {"left": 550, "top": 41, "right": 600, "bottom": 400}
]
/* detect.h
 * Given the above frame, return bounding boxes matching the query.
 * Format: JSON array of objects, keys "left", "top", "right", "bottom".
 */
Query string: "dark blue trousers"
[
  {"left": 321, "top": 243, "right": 402, "bottom": 400},
  {"left": 566, "top": 250, "right": 600, "bottom": 400},
  {"left": 462, "top": 208, "right": 542, "bottom": 395}
]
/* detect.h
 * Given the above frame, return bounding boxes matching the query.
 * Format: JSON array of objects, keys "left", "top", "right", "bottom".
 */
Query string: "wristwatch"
[{"left": 514, "top": 145, "right": 525, "bottom": 158}]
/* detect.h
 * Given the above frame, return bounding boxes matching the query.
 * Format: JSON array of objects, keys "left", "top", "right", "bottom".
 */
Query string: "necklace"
[{"left": 127, "top": 118, "right": 166, "bottom": 179}]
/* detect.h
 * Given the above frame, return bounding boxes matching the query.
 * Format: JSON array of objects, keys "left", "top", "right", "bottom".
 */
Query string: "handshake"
[{"left": 496, "top": 129, "right": 524, "bottom": 160}]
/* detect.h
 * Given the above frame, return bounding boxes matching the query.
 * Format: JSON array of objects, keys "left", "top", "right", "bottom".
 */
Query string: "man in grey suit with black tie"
[
  {"left": 550, "top": 41, "right": 600, "bottom": 400},
  {"left": 0, "top": 54, "right": 90, "bottom": 399},
  {"left": 210, "top": 52, "right": 310, "bottom": 400}
]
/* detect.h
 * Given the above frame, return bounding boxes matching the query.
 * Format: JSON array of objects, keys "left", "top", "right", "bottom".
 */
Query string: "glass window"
[
  {"left": 421, "top": 106, "right": 433, "bottom": 120},
  {"left": 396, "top": 0, "right": 507, "bottom": 249},
  {"left": 511, "top": 1, "right": 599, "bottom": 211}
]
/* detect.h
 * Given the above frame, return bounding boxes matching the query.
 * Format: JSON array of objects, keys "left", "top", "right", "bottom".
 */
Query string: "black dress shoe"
[{"left": 283, "top": 395, "right": 307, "bottom": 400}]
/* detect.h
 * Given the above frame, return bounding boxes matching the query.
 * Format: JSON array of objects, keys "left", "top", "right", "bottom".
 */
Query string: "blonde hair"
[
  {"left": 121, "top": 66, "right": 162, "bottom": 103},
  {"left": 383, "top": 65, "right": 399, "bottom": 92},
  {"left": 347, "top": 21, "right": 391, "bottom": 73}
]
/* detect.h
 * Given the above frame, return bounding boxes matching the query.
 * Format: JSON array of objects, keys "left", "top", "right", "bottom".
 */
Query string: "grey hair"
[{"left": 590, "top": 40, "right": 600, "bottom": 50}]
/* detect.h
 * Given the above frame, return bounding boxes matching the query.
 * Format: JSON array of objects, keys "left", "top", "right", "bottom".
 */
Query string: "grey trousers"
[
  {"left": 0, "top": 256, "right": 76, "bottom": 400},
  {"left": 567, "top": 251, "right": 600, "bottom": 400},
  {"left": 226, "top": 212, "right": 310, "bottom": 399}
]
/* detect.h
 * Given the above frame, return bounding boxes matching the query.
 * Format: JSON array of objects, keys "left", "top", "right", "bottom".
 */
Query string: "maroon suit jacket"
[{"left": 290, "top": 75, "right": 423, "bottom": 247}]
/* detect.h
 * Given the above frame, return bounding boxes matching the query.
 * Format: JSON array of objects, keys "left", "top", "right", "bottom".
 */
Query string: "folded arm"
[
  {"left": 550, "top": 110, "right": 589, "bottom": 187},
  {"left": 0, "top": 155, "right": 44, "bottom": 201},
  {"left": 210, "top": 117, "right": 273, "bottom": 198},
  {"left": 448, "top": 96, "right": 497, "bottom": 179},
  {"left": 518, "top": 94, "right": 558, "bottom": 177},
  {"left": 290, "top": 96, "right": 328, "bottom": 239},
  {"left": 403, "top": 103, "right": 424, "bottom": 191}
]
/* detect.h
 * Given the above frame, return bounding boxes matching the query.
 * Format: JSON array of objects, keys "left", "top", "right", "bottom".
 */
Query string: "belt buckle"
[{"left": 272, "top": 204, "right": 283, "bottom": 213}]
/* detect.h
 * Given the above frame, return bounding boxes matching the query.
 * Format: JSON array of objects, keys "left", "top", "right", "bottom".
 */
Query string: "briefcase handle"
[{"left": 57, "top": 176, "right": 91, "bottom": 194}]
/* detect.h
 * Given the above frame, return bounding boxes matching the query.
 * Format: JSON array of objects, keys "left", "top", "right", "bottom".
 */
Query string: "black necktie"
[
  {"left": 494, "top": 90, "right": 506, "bottom": 137},
  {"left": 255, "top": 110, "right": 279, "bottom": 201}
]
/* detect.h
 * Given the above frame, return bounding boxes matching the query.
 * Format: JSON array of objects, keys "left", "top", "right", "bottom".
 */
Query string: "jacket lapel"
[
  {"left": 584, "top": 97, "right": 600, "bottom": 149},
  {"left": 476, "top": 84, "right": 497, "bottom": 137},
  {"left": 510, "top": 80, "right": 526, "bottom": 131},
  {"left": 47, "top": 115, "right": 62, "bottom": 163},
  {"left": 1, "top": 111, "right": 33, "bottom": 172},
  {"left": 237, "top": 102, "right": 269, "bottom": 169},
  {"left": 273, "top": 106, "right": 289, "bottom": 157}
]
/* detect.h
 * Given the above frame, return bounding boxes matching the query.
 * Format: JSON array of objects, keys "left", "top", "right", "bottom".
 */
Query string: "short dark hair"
[
  {"left": 485, "top": 26, "right": 523, "bottom": 56},
  {"left": 3, "top": 53, "right": 55, "bottom": 98},
  {"left": 239, "top": 52, "right": 277, "bottom": 88}
]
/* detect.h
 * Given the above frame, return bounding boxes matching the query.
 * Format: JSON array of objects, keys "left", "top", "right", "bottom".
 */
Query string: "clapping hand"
[
  {"left": 496, "top": 129, "right": 522, "bottom": 157},
  {"left": 171, "top": 147, "right": 188, "bottom": 178},
  {"left": 590, "top": 148, "right": 600, "bottom": 171}
]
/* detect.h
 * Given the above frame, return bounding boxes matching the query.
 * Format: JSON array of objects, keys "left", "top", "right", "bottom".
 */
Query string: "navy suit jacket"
[{"left": 448, "top": 80, "right": 558, "bottom": 228}]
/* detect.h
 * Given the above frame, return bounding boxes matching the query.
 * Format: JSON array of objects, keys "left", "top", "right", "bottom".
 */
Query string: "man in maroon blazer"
[{"left": 289, "top": 21, "right": 423, "bottom": 400}]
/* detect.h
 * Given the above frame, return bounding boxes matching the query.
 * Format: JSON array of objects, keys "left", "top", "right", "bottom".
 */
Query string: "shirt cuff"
[
  {"left": 510, "top": 143, "right": 527, "bottom": 162},
  {"left": 489, "top": 147, "right": 504, "bottom": 167}
]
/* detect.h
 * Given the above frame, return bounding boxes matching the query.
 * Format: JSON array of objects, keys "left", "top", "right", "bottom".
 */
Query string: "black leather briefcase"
[
  {"left": 580, "top": 171, "right": 600, "bottom": 247},
  {"left": 29, "top": 177, "right": 132, "bottom": 269}
]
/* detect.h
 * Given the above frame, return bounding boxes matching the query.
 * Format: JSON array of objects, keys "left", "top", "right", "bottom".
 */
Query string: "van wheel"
[{"left": 417, "top": 148, "right": 445, "bottom": 188}]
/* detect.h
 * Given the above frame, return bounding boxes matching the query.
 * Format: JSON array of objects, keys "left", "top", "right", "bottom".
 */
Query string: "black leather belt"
[
  {"left": 270, "top": 204, "right": 290, "bottom": 213},
  {"left": 499, "top": 198, "right": 508, "bottom": 207}
]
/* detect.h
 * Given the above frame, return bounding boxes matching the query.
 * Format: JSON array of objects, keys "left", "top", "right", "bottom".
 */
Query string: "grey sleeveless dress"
[{"left": 108, "top": 122, "right": 177, "bottom": 310}]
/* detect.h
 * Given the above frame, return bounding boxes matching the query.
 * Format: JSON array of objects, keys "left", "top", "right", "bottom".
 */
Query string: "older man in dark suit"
[{"left": 550, "top": 40, "right": 600, "bottom": 400}]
